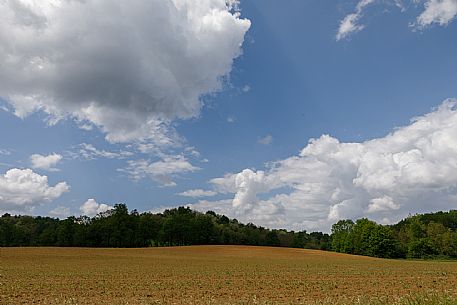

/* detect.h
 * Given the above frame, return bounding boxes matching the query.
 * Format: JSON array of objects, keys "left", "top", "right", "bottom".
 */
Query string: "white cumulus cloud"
[
  {"left": 0, "top": 0, "right": 251, "bottom": 147},
  {"left": 232, "top": 169, "right": 270, "bottom": 210},
  {"left": 0, "top": 168, "right": 69, "bottom": 213},
  {"left": 30, "top": 153, "right": 62, "bottom": 171},
  {"left": 366, "top": 196, "right": 400, "bottom": 213},
  {"left": 189, "top": 99, "right": 457, "bottom": 232},
  {"left": 80, "top": 199, "right": 113, "bottom": 217}
]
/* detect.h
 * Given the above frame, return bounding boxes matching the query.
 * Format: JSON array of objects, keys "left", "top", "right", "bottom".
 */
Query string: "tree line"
[
  {"left": 331, "top": 210, "right": 457, "bottom": 259},
  {"left": 1, "top": 204, "right": 456, "bottom": 259},
  {"left": 0, "top": 204, "right": 329, "bottom": 249}
]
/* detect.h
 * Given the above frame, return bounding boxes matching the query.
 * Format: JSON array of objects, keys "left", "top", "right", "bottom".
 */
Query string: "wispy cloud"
[
  {"left": 416, "top": 0, "right": 457, "bottom": 27},
  {"left": 121, "top": 155, "right": 200, "bottom": 187},
  {"left": 337, "top": 0, "right": 457, "bottom": 41},
  {"left": 49, "top": 206, "right": 71, "bottom": 218},
  {"left": 71, "top": 143, "right": 133, "bottom": 160},
  {"left": 258, "top": 135, "right": 273, "bottom": 145},
  {"left": 0, "top": 149, "right": 11, "bottom": 156},
  {"left": 336, "top": 0, "right": 374, "bottom": 41},
  {"left": 177, "top": 189, "right": 218, "bottom": 198}
]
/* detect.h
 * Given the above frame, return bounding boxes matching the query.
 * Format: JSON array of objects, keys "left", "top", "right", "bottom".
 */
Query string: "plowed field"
[{"left": 1, "top": 246, "right": 457, "bottom": 304}]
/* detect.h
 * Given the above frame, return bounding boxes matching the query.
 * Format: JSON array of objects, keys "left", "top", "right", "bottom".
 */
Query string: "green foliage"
[
  {"left": 331, "top": 211, "right": 457, "bottom": 258},
  {"left": 391, "top": 211, "right": 457, "bottom": 259},
  {"left": 366, "top": 225, "right": 402, "bottom": 258},
  {"left": 265, "top": 230, "right": 280, "bottom": 246},
  {"left": 331, "top": 218, "right": 403, "bottom": 258},
  {"left": 408, "top": 238, "right": 438, "bottom": 258},
  {"left": 331, "top": 219, "right": 354, "bottom": 253},
  {"left": 0, "top": 206, "right": 329, "bottom": 249},
  {"left": 2, "top": 207, "right": 456, "bottom": 260},
  {"left": 332, "top": 210, "right": 457, "bottom": 259}
]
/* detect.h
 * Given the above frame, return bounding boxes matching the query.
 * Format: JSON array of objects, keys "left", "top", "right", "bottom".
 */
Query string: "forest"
[
  {"left": 331, "top": 210, "right": 457, "bottom": 259},
  {"left": 0, "top": 204, "right": 329, "bottom": 249},
  {"left": 1, "top": 204, "right": 456, "bottom": 259}
]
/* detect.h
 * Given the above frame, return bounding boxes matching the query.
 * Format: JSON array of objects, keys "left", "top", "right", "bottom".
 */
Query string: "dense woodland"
[
  {"left": 0, "top": 204, "right": 329, "bottom": 249},
  {"left": 331, "top": 210, "right": 457, "bottom": 259},
  {"left": 1, "top": 204, "right": 456, "bottom": 259}
]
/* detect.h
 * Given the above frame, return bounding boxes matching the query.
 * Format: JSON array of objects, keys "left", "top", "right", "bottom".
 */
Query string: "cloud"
[
  {"left": 210, "top": 173, "right": 239, "bottom": 193},
  {"left": 49, "top": 206, "right": 71, "bottom": 218},
  {"left": 232, "top": 170, "right": 267, "bottom": 209},
  {"left": 337, "top": 0, "right": 457, "bottom": 40},
  {"left": 258, "top": 135, "right": 273, "bottom": 145},
  {"left": 30, "top": 153, "right": 62, "bottom": 171},
  {"left": 122, "top": 155, "right": 199, "bottom": 186},
  {"left": 0, "top": 0, "right": 251, "bottom": 147},
  {"left": 416, "top": 0, "right": 457, "bottom": 27},
  {"left": 72, "top": 143, "right": 133, "bottom": 160},
  {"left": 178, "top": 189, "right": 217, "bottom": 198},
  {"left": 0, "top": 149, "right": 11, "bottom": 156},
  {"left": 366, "top": 196, "right": 400, "bottom": 213},
  {"left": 80, "top": 199, "right": 113, "bottom": 217},
  {"left": 336, "top": 0, "right": 374, "bottom": 41},
  {"left": 187, "top": 198, "right": 234, "bottom": 216},
  {"left": 0, "top": 168, "right": 69, "bottom": 213},
  {"left": 190, "top": 99, "right": 457, "bottom": 232}
]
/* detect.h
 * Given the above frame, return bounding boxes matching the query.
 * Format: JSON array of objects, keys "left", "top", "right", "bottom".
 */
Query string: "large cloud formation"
[
  {"left": 0, "top": 0, "right": 251, "bottom": 145},
  {"left": 0, "top": 168, "right": 69, "bottom": 213},
  {"left": 189, "top": 99, "right": 457, "bottom": 231}
]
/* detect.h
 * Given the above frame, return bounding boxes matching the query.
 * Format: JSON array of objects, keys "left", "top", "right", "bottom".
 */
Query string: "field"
[{"left": 1, "top": 246, "right": 457, "bottom": 305}]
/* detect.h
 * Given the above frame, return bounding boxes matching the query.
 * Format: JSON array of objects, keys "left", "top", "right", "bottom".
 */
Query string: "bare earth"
[{"left": 1, "top": 246, "right": 457, "bottom": 304}]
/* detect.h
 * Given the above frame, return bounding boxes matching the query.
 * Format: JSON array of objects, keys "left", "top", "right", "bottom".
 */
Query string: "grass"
[{"left": 1, "top": 246, "right": 457, "bottom": 304}]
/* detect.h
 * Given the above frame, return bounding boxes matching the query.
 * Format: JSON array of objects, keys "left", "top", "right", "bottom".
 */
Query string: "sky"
[{"left": 1, "top": 0, "right": 457, "bottom": 232}]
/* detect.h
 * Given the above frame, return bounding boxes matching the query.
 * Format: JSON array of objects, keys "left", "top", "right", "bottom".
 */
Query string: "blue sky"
[{"left": 1, "top": 0, "right": 457, "bottom": 231}]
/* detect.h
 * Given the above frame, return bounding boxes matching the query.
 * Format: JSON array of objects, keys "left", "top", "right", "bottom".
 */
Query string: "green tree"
[
  {"left": 408, "top": 238, "right": 438, "bottom": 258},
  {"left": 265, "top": 230, "right": 281, "bottom": 246},
  {"left": 351, "top": 218, "right": 378, "bottom": 256},
  {"left": 442, "top": 231, "right": 457, "bottom": 257},
  {"left": 56, "top": 217, "right": 76, "bottom": 246},
  {"left": 366, "top": 225, "right": 402, "bottom": 258},
  {"left": 331, "top": 219, "right": 354, "bottom": 253}
]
